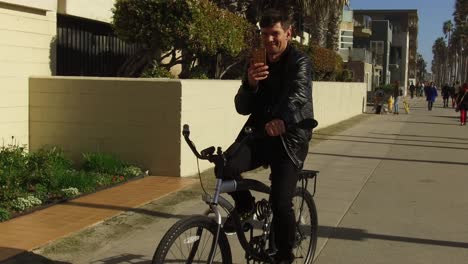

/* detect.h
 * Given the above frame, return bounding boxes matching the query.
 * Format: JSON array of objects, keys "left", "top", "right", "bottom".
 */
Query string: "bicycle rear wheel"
[
  {"left": 152, "top": 215, "right": 232, "bottom": 264},
  {"left": 292, "top": 187, "right": 318, "bottom": 264}
]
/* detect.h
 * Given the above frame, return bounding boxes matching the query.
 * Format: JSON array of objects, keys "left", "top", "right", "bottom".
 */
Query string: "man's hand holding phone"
[{"left": 248, "top": 48, "right": 269, "bottom": 89}]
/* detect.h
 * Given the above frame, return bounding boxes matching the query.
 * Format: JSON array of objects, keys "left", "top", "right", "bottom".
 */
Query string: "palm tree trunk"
[
  {"left": 326, "top": 9, "right": 340, "bottom": 51},
  {"left": 309, "top": 12, "right": 327, "bottom": 47}
]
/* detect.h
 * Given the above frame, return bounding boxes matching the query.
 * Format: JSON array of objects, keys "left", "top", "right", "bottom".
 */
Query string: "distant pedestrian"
[
  {"left": 441, "top": 83, "right": 450, "bottom": 108},
  {"left": 450, "top": 82, "right": 457, "bottom": 108},
  {"left": 393, "top": 81, "right": 401, "bottom": 114},
  {"left": 426, "top": 82, "right": 438, "bottom": 111},
  {"left": 419, "top": 82, "right": 424, "bottom": 97},
  {"left": 455, "top": 83, "right": 468, "bottom": 126},
  {"left": 409, "top": 82, "right": 415, "bottom": 99},
  {"left": 374, "top": 88, "right": 385, "bottom": 114}
]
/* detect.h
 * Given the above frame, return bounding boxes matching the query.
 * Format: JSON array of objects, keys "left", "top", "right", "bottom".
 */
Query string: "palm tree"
[
  {"left": 432, "top": 37, "right": 448, "bottom": 85},
  {"left": 443, "top": 20, "right": 454, "bottom": 83},
  {"left": 326, "top": 0, "right": 350, "bottom": 51},
  {"left": 416, "top": 53, "right": 427, "bottom": 83},
  {"left": 452, "top": 0, "right": 467, "bottom": 83}
]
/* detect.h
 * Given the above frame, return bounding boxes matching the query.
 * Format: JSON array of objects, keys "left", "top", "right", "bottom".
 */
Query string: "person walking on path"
[
  {"left": 456, "top": 83, "right": 468, "bottom": 126},
  {"left": 426, "top": 82, "right": 438, "bottom": 111},
  {"left": 417, "top": 82, "right": 424, "bottom": 97},
  {"left": 373, "top": 88, "right": 385, "bottom": 114},
  {"left": 450, "top": 82, "right": 457, "bottom": 108},
  {"left": 409, "top": 82, "right": 415, "bottom": 99},
  {"left": 225, "top": 9, "right": 313, "bottom": 264},
  {"left": 393, "top": 81, "right": 401, "bottom": 114},
  {"left": 442, "top": 83, "right": 450, "bottom": 108}
]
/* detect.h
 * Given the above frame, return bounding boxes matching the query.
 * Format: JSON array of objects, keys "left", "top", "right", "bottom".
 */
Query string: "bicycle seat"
[{"left": 298, "top": 170, "right": 318, "bottom": 179}]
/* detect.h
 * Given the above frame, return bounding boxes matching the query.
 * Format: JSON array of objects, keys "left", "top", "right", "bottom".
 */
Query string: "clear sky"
[{"left": 350, "top": 0, "right": 455, "bottom": 70}]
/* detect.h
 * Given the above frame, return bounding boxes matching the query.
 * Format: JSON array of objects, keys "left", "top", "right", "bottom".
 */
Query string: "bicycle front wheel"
[
  {"left": 292, "top": 187, "right": 318, "bottom": 264},
  {"left": 152, "top": 215, "right": 232, "bottom": 264}
]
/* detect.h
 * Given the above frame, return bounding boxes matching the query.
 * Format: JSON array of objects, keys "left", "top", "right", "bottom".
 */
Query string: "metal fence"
[{"left": 57, "top": 14, "right": 141, "bottom": 77}]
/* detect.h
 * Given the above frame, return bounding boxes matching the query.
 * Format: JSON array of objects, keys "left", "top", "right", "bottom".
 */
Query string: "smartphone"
[{"left": 251, "top": 48, "right": 266, "bottom": 65}]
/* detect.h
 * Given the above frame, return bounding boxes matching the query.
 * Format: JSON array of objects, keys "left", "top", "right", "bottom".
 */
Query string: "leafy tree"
[{"left": 112, "top": 0, "right": 254, "bottom": 78}]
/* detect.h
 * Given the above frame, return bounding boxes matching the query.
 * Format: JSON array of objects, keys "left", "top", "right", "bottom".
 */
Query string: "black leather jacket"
[{"left": 234, "top": 44, "right": 314, "bottom": 168}]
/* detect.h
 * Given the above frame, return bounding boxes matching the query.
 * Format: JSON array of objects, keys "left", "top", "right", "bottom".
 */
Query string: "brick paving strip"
[{"left": 0, "top": 176, "right": 197, "bottom": 262}]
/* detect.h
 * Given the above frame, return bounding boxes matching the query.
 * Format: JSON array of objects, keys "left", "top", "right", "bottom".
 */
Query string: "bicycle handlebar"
[{"left": 182, "top": 118, "right": 318, "bottom": 160}]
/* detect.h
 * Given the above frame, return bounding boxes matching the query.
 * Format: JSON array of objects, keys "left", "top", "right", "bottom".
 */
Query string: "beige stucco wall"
[
  {"left": 312, "top": 82, "right": 367, "bottom": 130},
  {"left": 29, "top": 78, "right": 366, "bottom": 177},
  {"left": 0, "top": 0, "right": 57, "bottom": 11},
  {"left": 179, "top": 80, "right": 248, "bottom": 176},
  {"left": 57, "top": 0, "right": 115, "bottom": 23},
  {"left": 29, "top": 77, "right": 182, "bottom": 176},
  {"left": 0, "top": 1, "right": 56, "bottom": 146},
  {"left": 180, "top": 81, "right": 367, "bottom": 176}
]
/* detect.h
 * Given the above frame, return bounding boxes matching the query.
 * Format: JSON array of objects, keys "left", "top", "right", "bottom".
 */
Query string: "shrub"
[
  {"left": 0, "top": 208, "right": 10, "bottom": 222},
  {"left": 291, "top": 41, "right": 344, "bottom": 81},
  {"left": 141, "top": 62, "right": 174, "bottom": 78},
  {"left": 34, "top": 184, "right": 49, "bottom": 202},
  {"left": 11, "top": 195, "right": 42, "bottom": 212},
  {"left": 122, "top": 165, "right": 143, "bottom": 178},
  {"left": 27, "top": 146, "right": 73, "bottom": 188},
  {"left": 0, "top": 143, "right": 29, "bottom": 189},
  {"left": 55, "top": 170, "right": 98, "bottom": 194},
  {"left": 82, "top": 152, "right": 125, "bottom": 175},
  {"left": 189, "top": 66, "right": 209, "bottom": 79},
  {"left": 61, "top": 187, "right": 81, "bottom": 198},
  {"left": 377, "top": 84, "right": 395, "bottom": 95}
]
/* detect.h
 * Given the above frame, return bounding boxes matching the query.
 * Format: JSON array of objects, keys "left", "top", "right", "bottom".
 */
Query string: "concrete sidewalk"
[
  {"left": 310, "top": 97, "right": 468, "bottom": 263},
  {"left": 3, "top": 96, "right": 468, "bottom": 264}
]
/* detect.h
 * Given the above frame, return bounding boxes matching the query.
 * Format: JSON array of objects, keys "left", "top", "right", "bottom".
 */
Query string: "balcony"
[
  {"left": 354, "top": 27, "right": 372, "bottom": 37},
  {"left": 353, "top": 15, "right": 372, "bottom": 37},
  {"left": 349, "top": 48, "right": 373, "bottom": 64}
]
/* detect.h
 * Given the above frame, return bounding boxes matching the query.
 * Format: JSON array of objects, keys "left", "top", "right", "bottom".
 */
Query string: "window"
[{"left": 370, "top": 41, "right": 384, "bottom": 55}]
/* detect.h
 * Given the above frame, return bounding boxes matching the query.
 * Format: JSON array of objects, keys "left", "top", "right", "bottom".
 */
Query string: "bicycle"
[{"left": 152, "top": 121, "right": 319, "bottom": 264}]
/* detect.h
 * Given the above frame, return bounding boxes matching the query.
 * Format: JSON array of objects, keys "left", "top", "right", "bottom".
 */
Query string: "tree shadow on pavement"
[
  {"left": 318, "top": 225, "right": 468, "bottom": 249},
  {"left": 1, "top": 249, "right": 71, "bottom": 264},
  {"left": 371, "top": 132, "right": 468, "bottom": 141},
  {"left": 315, "top": 133, "right": 468, "bottom": 145},
  {"left": 308, "top": 152, "right": 468, "bottom": 166},
  {"left": 390, "top": 120, "right": 458, "bottom": 126},
  {"left": 432, "top": 115, "right": 459, "bottom": 119},
  {"left": 91, "top": 254, "right": 150, "bottom": 264},
  {"left": 313, "top": 136, "right": 468, "bottom": 150}
]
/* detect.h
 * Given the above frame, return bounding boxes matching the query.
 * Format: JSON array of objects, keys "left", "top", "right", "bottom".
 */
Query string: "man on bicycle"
[{"left": 223, "top": 8, "right": 313, "bottom": 264}]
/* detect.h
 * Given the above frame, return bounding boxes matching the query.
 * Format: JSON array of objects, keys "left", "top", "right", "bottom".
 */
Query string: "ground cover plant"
[{"left": 0, "top": 142, "right": 143, "bottom": 222}]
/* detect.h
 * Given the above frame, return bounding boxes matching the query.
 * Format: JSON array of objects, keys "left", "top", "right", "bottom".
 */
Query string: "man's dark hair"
[{"left": 259, "top": 9, "right": 293, "bottom": 30}]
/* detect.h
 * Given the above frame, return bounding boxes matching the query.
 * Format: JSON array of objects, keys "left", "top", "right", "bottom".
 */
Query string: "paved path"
[{"left": 2, "top": 96, "right": 468, "bottom": 264}]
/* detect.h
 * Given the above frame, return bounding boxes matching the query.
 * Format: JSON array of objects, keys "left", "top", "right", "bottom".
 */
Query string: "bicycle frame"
[{"left": 182, "top": 123, "right": 318, "bottom": 264}]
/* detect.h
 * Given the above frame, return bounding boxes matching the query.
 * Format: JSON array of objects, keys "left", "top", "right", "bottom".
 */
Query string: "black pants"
[
  {"left": 443, "top": 97, "right": 449, "bottom": 107},
  {"left": 224, "top": 136, "right": 302, "bottom": 262},
  {"left": 428, "top": 101, "right": 433, "bottom": 110}
]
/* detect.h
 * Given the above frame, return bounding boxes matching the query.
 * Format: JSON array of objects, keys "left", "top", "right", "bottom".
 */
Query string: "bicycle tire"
[
  {"left": 292, "top": 187, "right": 318, "bottom": 264},
  {"left": 152, "top": 215, "right": 232, "bottom": 264}
]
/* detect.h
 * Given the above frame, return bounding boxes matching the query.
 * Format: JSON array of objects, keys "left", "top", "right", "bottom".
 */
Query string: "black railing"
[{"left": 57, "top": 14, "right": 141, "bottom": 77}]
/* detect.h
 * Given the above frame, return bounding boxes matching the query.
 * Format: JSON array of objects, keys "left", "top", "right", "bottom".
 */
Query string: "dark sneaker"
[{"left": 223, "top": 207, "right": 255, "bottom": 234}]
